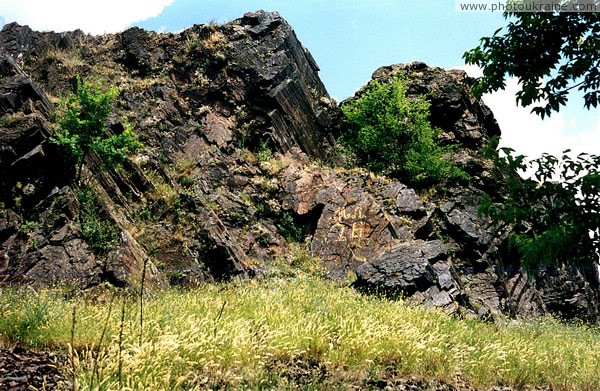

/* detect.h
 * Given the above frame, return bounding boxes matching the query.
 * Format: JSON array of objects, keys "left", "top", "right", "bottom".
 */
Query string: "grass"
[{"left": 1, "top": 277, "right": 600, "bottom": 390}]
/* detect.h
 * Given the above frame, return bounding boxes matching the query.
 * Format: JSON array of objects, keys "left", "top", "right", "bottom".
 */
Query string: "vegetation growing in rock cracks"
[
  {"left": 50, "top": 78, "right": 131, "bottom": 254},
  {"left": 277, "top": 211, "right": 304, "bottom": 243},
  {"left": 1, "top": 276, "right": 600, "bottom": 390},
  {"left": 76, "top": 187, "right": 119, "bottom": 255},
  {"left": 52, "top": 77, "right": 142, "bottom": 183},
  {"left": 339, "top": 75, "right": 468, "bottom": 187}
]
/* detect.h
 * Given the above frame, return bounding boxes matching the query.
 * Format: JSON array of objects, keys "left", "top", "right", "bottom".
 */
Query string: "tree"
[
  {"left": 339, "top": 75, "right": 467, "bottom": 187},
  {"left": 467, "top": 5, "right": 600, "bottom": 270},
  {"left": 464, "top": 6, "right": 599, "bottom": 118},
  {"left": 480, "top": 145, "right": 600, "bottom": 271},
  {"left": 52, "top": 77, "right": 141, "bottom": 183}
]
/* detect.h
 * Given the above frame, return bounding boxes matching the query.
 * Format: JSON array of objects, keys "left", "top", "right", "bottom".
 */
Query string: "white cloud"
[
  {"left": 0, "top": 0, "right": 174, "bottom": 34},
  {"left": 457, "top": 64, "right": 600, "bottom": 159}
]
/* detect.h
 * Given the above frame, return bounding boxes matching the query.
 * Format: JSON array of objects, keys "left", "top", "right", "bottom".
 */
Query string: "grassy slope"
[{"left": 1, "top": 277, "right": 599, "bottom": 390}]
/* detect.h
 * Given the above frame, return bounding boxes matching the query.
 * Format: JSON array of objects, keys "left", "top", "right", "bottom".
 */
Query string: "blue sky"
[{"left": 0, "top": 0, "right": 598, "bottom": 158}]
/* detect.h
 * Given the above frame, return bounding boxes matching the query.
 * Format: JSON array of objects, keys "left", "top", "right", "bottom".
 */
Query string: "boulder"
[{"left": 355, "top": 240, "right": 445, "bottom": 296}]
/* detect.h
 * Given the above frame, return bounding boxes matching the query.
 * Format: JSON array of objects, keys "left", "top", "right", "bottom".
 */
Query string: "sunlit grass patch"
[{"left": 1, "top": 278, "right": 599, "bottom": 390}]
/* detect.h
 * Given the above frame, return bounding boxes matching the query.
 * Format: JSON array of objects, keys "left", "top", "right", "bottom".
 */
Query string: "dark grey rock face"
[
  {"left": 0, "top": 50, "right": 166, "bottom": 289},
  {"left": 355, "top": 240, "right": 445, "bottom": 296},
  {"left": 0, "top": 11, "right": 338, "bottom": 289},
  {"left": 228, "top": 11, "right": 338, "bottom": 158},
  {"left": 351, "top": 63, "right": 599, "bottom": 321},
  {"left": 0, "top": 12, "right": 597, "bottom": 321}
]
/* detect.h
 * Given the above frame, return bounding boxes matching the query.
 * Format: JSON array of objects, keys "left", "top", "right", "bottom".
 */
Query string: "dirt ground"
[{"left": 0, "top": 347, "right": 66, "bottom": 390}]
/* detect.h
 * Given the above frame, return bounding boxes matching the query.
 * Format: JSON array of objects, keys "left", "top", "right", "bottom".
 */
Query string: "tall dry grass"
[{"left": 1, "top": 277, "right": 599, "bottom": 390}]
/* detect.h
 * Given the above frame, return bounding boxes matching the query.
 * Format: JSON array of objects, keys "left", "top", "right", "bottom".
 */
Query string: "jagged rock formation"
[
  {"left": 352, "top": 63, "right": 599, "bottom": 321},
  {"left": 0, "top": 11, "right": 340, "bottom": 289},
  {"left": 0, "top": 11, "right": 598, "bottom": 321}
]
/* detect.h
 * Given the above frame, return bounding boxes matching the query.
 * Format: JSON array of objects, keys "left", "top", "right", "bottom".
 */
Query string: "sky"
[{"left": 0, "top": 0, "right": 598, "bottom": 160}]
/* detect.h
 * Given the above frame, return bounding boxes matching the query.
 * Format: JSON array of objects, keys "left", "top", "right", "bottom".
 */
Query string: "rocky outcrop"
[
  {"left": 350, "top": 63, "right": 599, "bottom": 321},
  {"left": 0, "top": 12, "right": 597, "bottom": 321},
  {"left": 0, "top": 48, "right": 165, "bottom": 289},
  {"left": 0, "top": 11, "right": 339, "bottom": 289},
  {"left": 228, "top": 12, "right": 338, "bottom": 157}
]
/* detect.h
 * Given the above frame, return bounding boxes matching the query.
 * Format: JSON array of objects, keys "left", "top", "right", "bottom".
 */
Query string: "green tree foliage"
[
  {"left": 339, "top": 76, "right": 467, "bottom": 187},
  {"left": 52, "top": 77, "right": 141, "bottom": 182},
  {"left": 480, "top": 145, "right": 600, "bottom": 271},
  {"left": 464, "top": 6, "right": 599, "bottom": 117},
  {"left": 467, "top": 5, "right": 600, "bottom": 270}
]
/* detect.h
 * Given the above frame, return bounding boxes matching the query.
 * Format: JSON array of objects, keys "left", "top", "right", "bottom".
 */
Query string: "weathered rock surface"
[
  {"left": 0, "top": 12, "right": 597, "bottom": 321},
  {"left": 0, "top": 11, "right": 339, "bottom": 289},
  {"left": 0, "top": 51, "right": 165, "bottom": 289},
  {"left": 352, "top": 63, "right": 599, "bottom": 321},
  {"left": 355, "top": 240, "right": 445, "bottom": 296}
]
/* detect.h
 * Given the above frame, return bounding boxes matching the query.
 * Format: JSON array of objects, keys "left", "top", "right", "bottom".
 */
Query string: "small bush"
[
  {"left": 18, "top": 220, "right": 40, "bottom": 235},
  {"left": 340, "top": 75, "right": 467, "bottom": 187},
  {"left": 257, "top": 141, "right": 272, "bottom": 162},
  {"left": 178, "top": 176, "right": 195, "bottom": 188},
  {"left": 77, "top": 187, "right": 119, "bottom": 255},
  {"left": 52, "top": 77, "right": 141, "bottom": 182}
]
